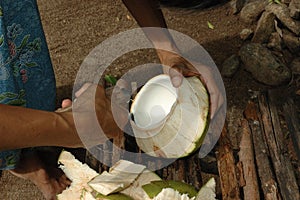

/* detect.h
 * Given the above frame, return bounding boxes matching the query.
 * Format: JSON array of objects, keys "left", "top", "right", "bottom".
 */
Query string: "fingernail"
[
  {"left": 75, "top": 83, "right": 91, "bottom": 97},
  {"left": 171, "top": 76, "right": 182, "bottom": 88},
  {"left": 62, "top": 99, "right": 72, "bottom": 108}
]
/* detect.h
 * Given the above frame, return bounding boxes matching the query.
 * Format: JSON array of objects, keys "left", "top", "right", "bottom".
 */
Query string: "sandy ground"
[{"left": 0, "top": 0, "right": 292, "bottom": 199}]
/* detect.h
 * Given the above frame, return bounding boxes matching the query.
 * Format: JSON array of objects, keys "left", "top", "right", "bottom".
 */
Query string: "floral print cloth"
[{"left": 0, "top": 0, "right": 56, "bottom": 170}]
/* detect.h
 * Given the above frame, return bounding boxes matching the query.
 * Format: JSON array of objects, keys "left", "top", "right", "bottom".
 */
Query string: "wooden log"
[
  {"left": 186, "top": 153, "right": 202, "bottom": 190},
  {"left": 236, "top": 161, "right": 245, "bottom": 187},
  {"left": 267, "top": 91, "right": 285, "bottom": 152},
  {"left": 283, "top": 98, "right": 300, "bottom": 160},
  {"left": 238, "top": 119, "right": 260, "bottom": 200},
  {"left": 244, "top": 101, "right": 281, "bottom": 200},
  {"left": 85, "top": 148, "right": 100, "bottom": 171},
  {"left": 166, "top": 163, "right": 174, "bottom": 180},
  {"left": 216, "top": 126, "right": 240, "bottom": 200},
  {"left": 111, "top": 130, "right": 125, "bottom": 165},
  {"left": 258, "top": 93, "right": 300, "bottom": 200},
  {"left": 85, "top": 133, "right": 124, "bottom": 172},
  {"left": 158, "top": 153, "right": 202, "bottom": 189},
  {"left": 101, "top": 140, "right": 112, "bottom": 172},
  {"left": 173, "top": 159, "right": 186, "bottom": 182},
  {"left": 227, "top": 106, "right": 242, "bottom": 150}
]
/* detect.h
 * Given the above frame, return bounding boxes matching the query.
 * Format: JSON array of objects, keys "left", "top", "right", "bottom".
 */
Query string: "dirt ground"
[{"left": 0, "top": 0, "right": 298, "bottom": 199}]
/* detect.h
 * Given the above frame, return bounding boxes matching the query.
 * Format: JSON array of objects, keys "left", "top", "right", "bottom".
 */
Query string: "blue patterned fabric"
[{"left": 0, "top": 0, "right": 56, "bottom": 170}]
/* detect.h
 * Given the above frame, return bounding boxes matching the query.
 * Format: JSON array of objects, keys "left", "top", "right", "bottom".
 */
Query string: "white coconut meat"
[
  {"left": 195, "top": 178, "right": 216, "bottom": 200},
  {"left": 57, "top": 151, "right": 99, "bottom": 200},
  {"left": 153, "top": 188, "right": 195, "bottom": 200},
  {"left": 81, "top": 189, "right": 97, "bottom": 200},
  {"left": 121, "top": 169, "right": 162, "bottom": 200},
  {"left": 130, "top": 75, "right": 209, "bottom": 158},
  {"left": 89, "top": 160, "right": 146, "bottom": 195}
]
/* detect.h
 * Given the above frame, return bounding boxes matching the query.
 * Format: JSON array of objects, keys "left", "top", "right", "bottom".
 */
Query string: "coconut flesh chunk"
[
  {"left": 88, "top": 160, "right": 146, "bottom": 195},
  {"left": 153, "top": 188, "right": 195, "bottom": 200},
  {"left": 130, "top": 75, "right": 209, "bottom": 158},
  {"left": 121, "top": 169, "right": 162, "bottom": 200},
  {"left": 195, "top": 178, "right": 216, "bottom": 200},
  {"left": 81, "top": 189, "right": 96, "bottom": 200},
  {"left": 57, "top": 151, "right": 99, "bottom": 200}
]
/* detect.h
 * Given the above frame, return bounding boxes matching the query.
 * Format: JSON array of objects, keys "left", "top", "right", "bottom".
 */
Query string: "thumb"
[{"left": 169, "top": 67, "right": 183, "bottom": 88}]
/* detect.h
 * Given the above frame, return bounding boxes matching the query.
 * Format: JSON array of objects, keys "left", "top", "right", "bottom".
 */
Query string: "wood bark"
[
  {"left": 258, "top": 93, "right": 299, "bottom": 200},
  {"left": 283, "top": 98, "right": 300, "bottom": 160},
  {"left": 111, "top": 131, "right": 125, "bottom": 165},
  {"left": 85, "top": 149, "right": 100, "bottom": 171},
  {"left": 267, "top": 91, "right": 285, "bottom": 152},
  {"left": 186, "top": 153, "right": 202, "bottom": 190},
  {"left": 244, "top": 101, "right": 281, "bottom": 200},
  {"left": 216, "top": 126, "right": 240, "bottom": 200},
  {"left": 238, "top": 119, "right": 260, "bottom": 200}
]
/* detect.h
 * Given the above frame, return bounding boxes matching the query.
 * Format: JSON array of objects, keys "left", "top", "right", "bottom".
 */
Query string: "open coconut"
[{"left": 130, "top": 75, "right": 210, "bottom": 158}]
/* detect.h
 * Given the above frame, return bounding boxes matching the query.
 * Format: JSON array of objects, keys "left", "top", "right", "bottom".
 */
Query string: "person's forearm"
[
  {"left": 122, "top": 0, "right": 178, "bottom": 51},
  {"left": 122, "top": 0, "right": 167, "bottom": 28},
  {"left": 0, "top": 104, "right": 81, "bottom": 150}
]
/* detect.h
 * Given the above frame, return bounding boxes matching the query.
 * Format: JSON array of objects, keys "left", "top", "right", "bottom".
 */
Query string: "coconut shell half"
[{"left": 130, "top": 75, "right": 210, "bottom": 158}]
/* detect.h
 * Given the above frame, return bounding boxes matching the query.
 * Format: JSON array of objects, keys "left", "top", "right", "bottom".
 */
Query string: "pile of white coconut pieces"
[{"left": 57, "top": 151, "right": 216, "bottom": 200}]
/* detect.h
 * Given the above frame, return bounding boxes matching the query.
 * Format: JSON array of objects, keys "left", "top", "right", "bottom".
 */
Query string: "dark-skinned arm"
[{"left": 122, "top": 0, "right": 224, "bottom": 117}]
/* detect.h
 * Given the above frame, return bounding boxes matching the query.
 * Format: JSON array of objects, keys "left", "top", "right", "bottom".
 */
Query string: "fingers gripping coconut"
[{"left": 156, "top": 49, "right": 222, "bottom": 118}]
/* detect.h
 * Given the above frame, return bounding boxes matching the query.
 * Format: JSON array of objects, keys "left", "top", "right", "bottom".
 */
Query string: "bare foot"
[
  {"left": 9, "top": 98, "right": 74, "bottom": 199},
  {"left": 9, "top": 150, "right": 71, "bottom": 200},
  {"left": 8, "top": 91, "right": 89, "bottom": 199}
]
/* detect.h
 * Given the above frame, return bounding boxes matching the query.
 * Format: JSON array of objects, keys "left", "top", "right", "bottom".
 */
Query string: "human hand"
[
  {"left": 156, "top": 49, "right": 224, "bottom": 118},
  {"left": 57, "top": 83, "right": 124, "bottom": 148},
  {"left": 56, "top": 84, "right": 93, "bottom": 113}
]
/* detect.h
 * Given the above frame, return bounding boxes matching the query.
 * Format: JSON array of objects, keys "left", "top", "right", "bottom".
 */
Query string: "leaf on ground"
[
  {"left": 269, "top": 0, "right": 281, "bottom": 4},
  {"left": 274, "top": 0, "right": 281, "bottom": 4},
  {"left": 207, "top": 21, "right": 214, "bottom": 30},
  {"left": 105, "top": 75, "right": 117, "bottom": 86}
]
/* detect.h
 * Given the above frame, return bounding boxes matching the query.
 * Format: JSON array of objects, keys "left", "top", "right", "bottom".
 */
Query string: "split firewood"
[
  {"left": 244, "top": 101, "right": 281, "bottom": 200},
  {"left": 85, "top": 148, "right": 100, "bottom": 171},
  {"left": 186, "top": 153, "right": 202, "bottom": 189},
  {"left": 101, "top": 140, "right": 112, "bottom": 172},
  {"left": 216, "top": 126, "right": 240, "bottom": 200},
  {"left": 238, "top": 119, "right": 260, "bottom": 200},
  {"left": 258, "top": 93, "right": 300, "bottom": 200},
  {"left": 236, "top": 161, "right": 245, "bottom": 187},
  {"left": 172, "top": 159, "right": 186, "bottom": 182},
  {"left": 111, "top": 131, "right": 125, "bottom": 165},
  {"left": 267, "top": 90, "right": 285, "bottom": 152},
  {"left": 283, "top": 98, "right": 300, "bottom": 160}
]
